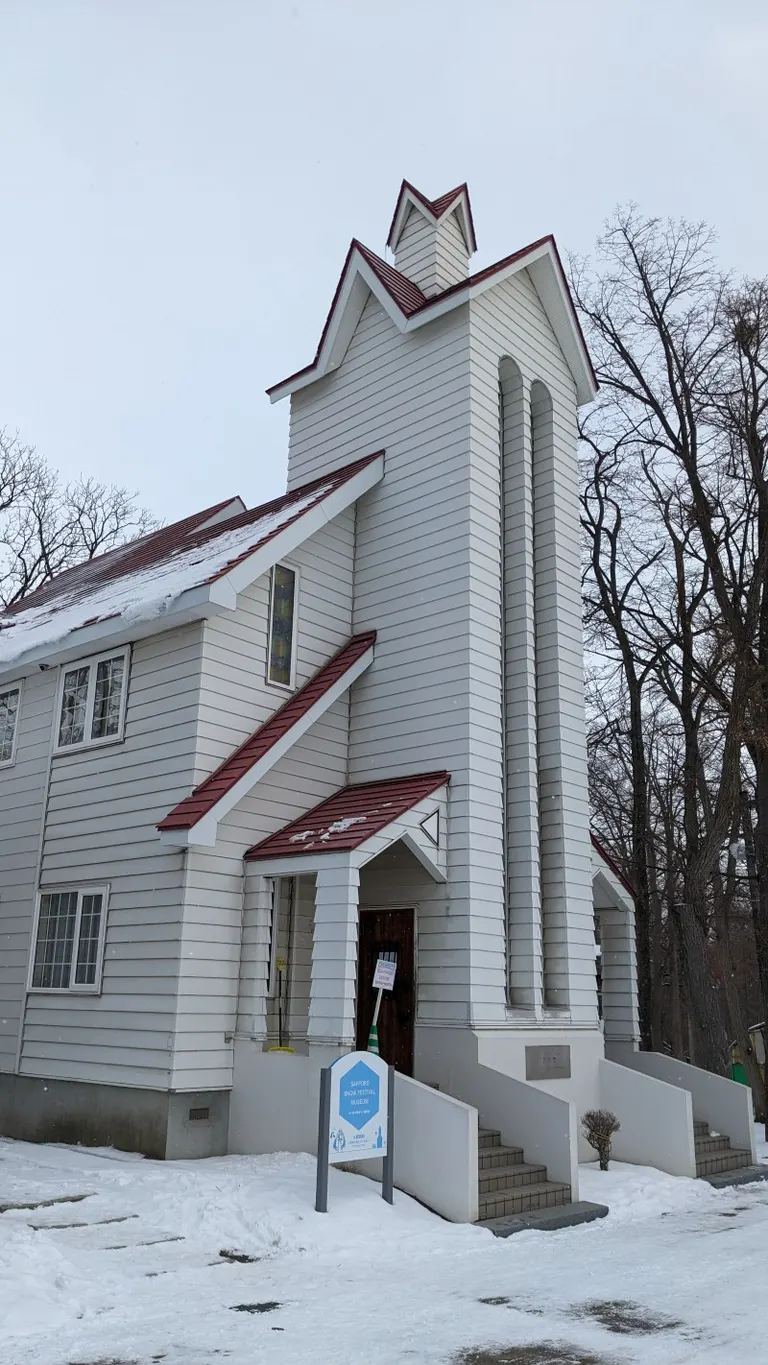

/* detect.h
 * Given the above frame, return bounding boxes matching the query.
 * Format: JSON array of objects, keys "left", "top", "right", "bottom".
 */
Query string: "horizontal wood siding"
[
  {"left": 394, "top": 206, "right": 468, "bottom": 296},
  {"left": 286, "top": 291, "right": 505, "bottom": 1027},
  {"left": 469, "top": 269, "right": 596, "bottom": 1024},
  {"left": 194, "top": 510, "right": 354, "bottom": 779},
  {"left": 173, "top": 518, "right": 354, "bottom": 1088},
  {"left": 20, "top": 624, "right": 204, "bottom": 1088},
  {"left": 175, "top": 712, "right": 347, "bottom": 1087},
  {"left": 0, "top": 671, "right": 55, "bottom": 1072}
]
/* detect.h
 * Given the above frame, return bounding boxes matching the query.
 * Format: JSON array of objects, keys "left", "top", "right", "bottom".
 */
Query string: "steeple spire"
[{"left": 387, "top": 180, "right": 476, "bottom": 297}]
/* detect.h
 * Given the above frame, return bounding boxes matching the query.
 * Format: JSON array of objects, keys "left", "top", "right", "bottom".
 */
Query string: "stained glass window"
[{"left": 268, "top": 564, "right": 296, "bottom": 687}]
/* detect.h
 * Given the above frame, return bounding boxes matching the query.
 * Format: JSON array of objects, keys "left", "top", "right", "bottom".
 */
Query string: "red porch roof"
[
  {"left": 158, "top": 632, "right": 377, "bottom": 833},
  {"left": 245, "top": 770, "right": 450, "bottom": 861}
]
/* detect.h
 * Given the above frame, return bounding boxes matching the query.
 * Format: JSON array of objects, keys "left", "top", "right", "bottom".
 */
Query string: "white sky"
[{"left": 1, "top": 0, "right": 766, "bottom": 521}]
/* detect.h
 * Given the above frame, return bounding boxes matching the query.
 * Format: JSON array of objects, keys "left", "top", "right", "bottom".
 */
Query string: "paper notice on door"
[{"left": 373, "top": 957, "right": 397, "bottom": 990}]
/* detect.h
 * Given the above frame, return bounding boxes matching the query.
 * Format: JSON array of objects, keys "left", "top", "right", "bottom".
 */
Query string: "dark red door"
[{"left": 356, "top": 908, "right": 415, "bottom": 1076}]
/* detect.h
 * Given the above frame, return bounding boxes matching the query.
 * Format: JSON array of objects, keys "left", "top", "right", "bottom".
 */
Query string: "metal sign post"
[{"left": 315, "top": 1050, "right": 395, "bottom": 1212}]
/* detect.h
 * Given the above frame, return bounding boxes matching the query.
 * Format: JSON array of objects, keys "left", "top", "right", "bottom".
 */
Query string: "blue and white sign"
[{"left": 327, "top": 1050, "right": 389, "bottom": 1163}]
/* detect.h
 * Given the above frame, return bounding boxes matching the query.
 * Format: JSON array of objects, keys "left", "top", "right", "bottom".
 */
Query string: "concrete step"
[
  {"left": 696, "top": 1148, "right": 753, "bottom": 1178},
  {"left": 478, "top": 1143, "right": 524, "bottom": 1171},
  {"left": 478, "top": 1179, "right": 571, "bottom": 1221},
  {"left": 479, "top": 1161, "right": 548, "bottom": 1195},
  {"left": 693, "top": 1119, "right": 709, "bottom": 1138},
  {"left": 694, "top": 1134, "right": 730, "bottom": 1155},
  {"left": 478, "top": 1127, "right": 502, "bottom": 1150},
  {"left": 479, "top": 1200, "right": 609, "bottom": 1237}
]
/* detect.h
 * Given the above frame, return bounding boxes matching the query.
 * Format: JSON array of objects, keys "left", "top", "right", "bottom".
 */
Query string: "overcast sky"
[{"left": 1, "top": 0, "right": 766, "bottom": 521}]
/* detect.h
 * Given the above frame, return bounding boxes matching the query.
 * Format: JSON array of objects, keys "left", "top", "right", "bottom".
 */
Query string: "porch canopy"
[{"left": 245, "top": 771, "right": 449, "bottom": 1051}]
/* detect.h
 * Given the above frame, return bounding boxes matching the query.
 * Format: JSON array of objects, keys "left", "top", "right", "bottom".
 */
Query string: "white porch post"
[
  {"left": 598, "top": 897, "right": 641, "bottom": 1049},
  {"left": 237, "top": 872, "right": 274, "bottom": 1040},
  {"left": 307, "top": 861, "right": 360, "bottom": 1054}
]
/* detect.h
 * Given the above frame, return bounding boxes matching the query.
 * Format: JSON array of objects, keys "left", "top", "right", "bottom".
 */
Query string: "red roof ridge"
[
  {"left": 267, "top": 231, "right": 597, "bottom": 399},
  {"left": 386, "top": 180, "right": 476, "bottom": 252},
  {"left": 158, "top": 631, "right": 377, "bottom": 833},
  {"left": 245, "top": 769, "right": 450, "bottom": 861}
]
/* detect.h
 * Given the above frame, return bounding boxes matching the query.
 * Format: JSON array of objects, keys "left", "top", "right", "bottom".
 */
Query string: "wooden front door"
[{"left": 356, "top": 908, "right": 415, "bottom": 1076}]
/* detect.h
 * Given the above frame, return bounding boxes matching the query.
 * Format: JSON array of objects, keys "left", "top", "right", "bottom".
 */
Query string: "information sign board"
[{"left": 327, "top": 1050, "right": 389, "bottom": 1163}]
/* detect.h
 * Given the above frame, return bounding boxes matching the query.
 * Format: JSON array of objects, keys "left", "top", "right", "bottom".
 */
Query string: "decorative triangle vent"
[{"left": 419, "top": 810, "right": 440, "bottom": 847}]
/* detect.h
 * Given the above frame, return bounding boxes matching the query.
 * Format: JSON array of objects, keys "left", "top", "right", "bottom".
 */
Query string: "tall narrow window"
[
  {"left": 30, "top": 887, "right": 108, "bottom": 992},
  {"left": 267, "top": 564, "right": 297, "bottom": 687},
  {"left": 0, "top": 684, "right": 21, "bottom": 765}
]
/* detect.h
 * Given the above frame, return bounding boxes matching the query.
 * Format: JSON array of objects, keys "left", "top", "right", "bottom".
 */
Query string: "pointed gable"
[{"left": 267, "top": 179, "right": 597, "bottom": 406}]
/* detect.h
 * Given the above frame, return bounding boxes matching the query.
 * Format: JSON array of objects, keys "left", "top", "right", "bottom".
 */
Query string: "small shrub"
[{"left": 582, "top": 1108, "right": 620, "bottom": 1171}]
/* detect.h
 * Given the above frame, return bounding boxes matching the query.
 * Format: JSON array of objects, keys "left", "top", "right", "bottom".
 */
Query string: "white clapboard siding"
[
  {"left": 166, "top": 515, "right": 355, "bottom": 1089},
  {"left": 193, "top": 510, "right": 354, "bottom": 780},
  {"left": 20, "top": 624, "right": 204, "bottom": 1089},
  {"left": 0, "top": 671, "right": 56, "bottom": 1072},
  {"left": 283, "top": 264, "right": 595, "bottom": 1030},
  {"left": 173, "top": 709, "right": 348, "bottom": 1087},
  {"left": 285, "top": 291, "right": 505, "bottom": 1027},
  {"left": 394, "top": 205, "right": 469, "bottom": 297},
  {"left": 469, "top": 270, "right": 597, "bottom": 1024}
]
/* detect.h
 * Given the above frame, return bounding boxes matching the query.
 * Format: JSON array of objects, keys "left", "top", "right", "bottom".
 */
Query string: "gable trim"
[
  {"left": 267, "top": 238, "right": 596, "bottom": 407},
  {"left": 158, "top": 635, "right": 376, "bottom": 848}
]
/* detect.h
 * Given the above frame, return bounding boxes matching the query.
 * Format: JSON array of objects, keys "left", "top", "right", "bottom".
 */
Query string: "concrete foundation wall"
[{"left": 0, "top": 1072, "right": 229, "bottom": 1160}]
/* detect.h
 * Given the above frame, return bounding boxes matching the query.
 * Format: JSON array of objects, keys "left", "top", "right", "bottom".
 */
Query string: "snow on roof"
[
  {"left": 0, "top": 454, "right": 380, "bottom": 669},
  {"left": 245, "top": 770, "right": 450, "bottom": 861}
]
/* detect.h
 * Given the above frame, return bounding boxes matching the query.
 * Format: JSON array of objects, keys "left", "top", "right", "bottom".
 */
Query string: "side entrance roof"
[
  {"left": 158, "top": 631, "right": 377, "bottom": 848},
  {"left": 244, "top": 770, "right": 450, "bottom": 882}
]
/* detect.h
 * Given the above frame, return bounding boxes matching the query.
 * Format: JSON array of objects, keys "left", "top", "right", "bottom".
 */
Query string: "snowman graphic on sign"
[{"left": 331, "top": 1129, "right": 346, "bottom": 1155}]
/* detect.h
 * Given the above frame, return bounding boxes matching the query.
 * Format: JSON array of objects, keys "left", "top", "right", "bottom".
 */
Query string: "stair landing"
[
  {"left": 694, "top": 1118, "right": 768, "bottom": 1187},
  {"left": 476, "top": 1126, "right": 608, "bottom": 1237}
]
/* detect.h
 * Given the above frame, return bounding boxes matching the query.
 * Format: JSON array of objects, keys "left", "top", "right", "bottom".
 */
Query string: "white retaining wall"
[
  {"left": 599, "top": 1058, "right": 696, "bottom": 1177},
  {"left": 609, "top": 1044, "right": 756, "bottom": 1162}
]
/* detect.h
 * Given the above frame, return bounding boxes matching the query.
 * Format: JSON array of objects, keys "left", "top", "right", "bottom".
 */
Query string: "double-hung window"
[
  {"left": 267, "top": 564, "right": 297, "bottom": 688},
  {"left": 29, "top": 886, "right": 109, "bottom": 992},
  {"left": 56, "top": 648, "right": 129, "bottom": 751},
  {"left": 0, "top": 682, "right": 21, "bottom": 766}
]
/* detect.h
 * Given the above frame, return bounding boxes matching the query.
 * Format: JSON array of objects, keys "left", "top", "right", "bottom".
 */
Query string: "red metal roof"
[
  {"left": 158, "top": 632, "right": 377, "bottom": 832},
  {"left": 591, "top": 832, "right": 636, "bottom": 899},
  {"left": 267, "top": 233, "right": 596, "bottom": 398},
  {"left": 245, "top": 770, "right": 450, "bottom": 861},
  {"left": 386, "top": 180, "right": 477, "bottom": 252},
  {"left": 1, "top": 452, "right": 381, "bottom": 627}
]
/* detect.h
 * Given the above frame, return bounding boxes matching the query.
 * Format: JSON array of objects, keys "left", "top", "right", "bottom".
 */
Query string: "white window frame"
[
  {"left": 54, "top": 646, "right": 130, "bottom": 754},
  {"left": 0, "top": 678, "right": 23, "bottom": 768},
  {"left": 27, "top": 883, "right": 110, "bottom": 995},
  {"left": 266, "top": 562, "right": 299, "bottom": 691}
]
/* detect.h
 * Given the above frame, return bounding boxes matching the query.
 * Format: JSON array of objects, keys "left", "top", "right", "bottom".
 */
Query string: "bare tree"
[
  {"left": 573, "top": 208, "right": 768, "bottom": 1088},
  {"left": 0, "top": 429, "right": 157, "bottom": 606}
]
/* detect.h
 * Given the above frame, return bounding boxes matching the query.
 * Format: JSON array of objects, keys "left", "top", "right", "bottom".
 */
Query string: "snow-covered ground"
[{"left": 1, "top": 1129, "right": 766, "bottom": 1365}]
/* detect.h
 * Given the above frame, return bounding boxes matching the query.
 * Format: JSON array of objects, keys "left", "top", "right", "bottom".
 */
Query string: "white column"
[
  {"left": 501, "top": 357, "right": 543, "bottom": 1011},
  {"left": 307, "top": 861, "right": 360, "bottom": 1050},
  {"left": 236, "top": 873, "right": 275, "bottom": 1040},
  {"left": 532, "top": 380, "right": 597, "bottom": 1022},
  {"left": 598, "top": 900, "right": 641, "bottom": 1046}
]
